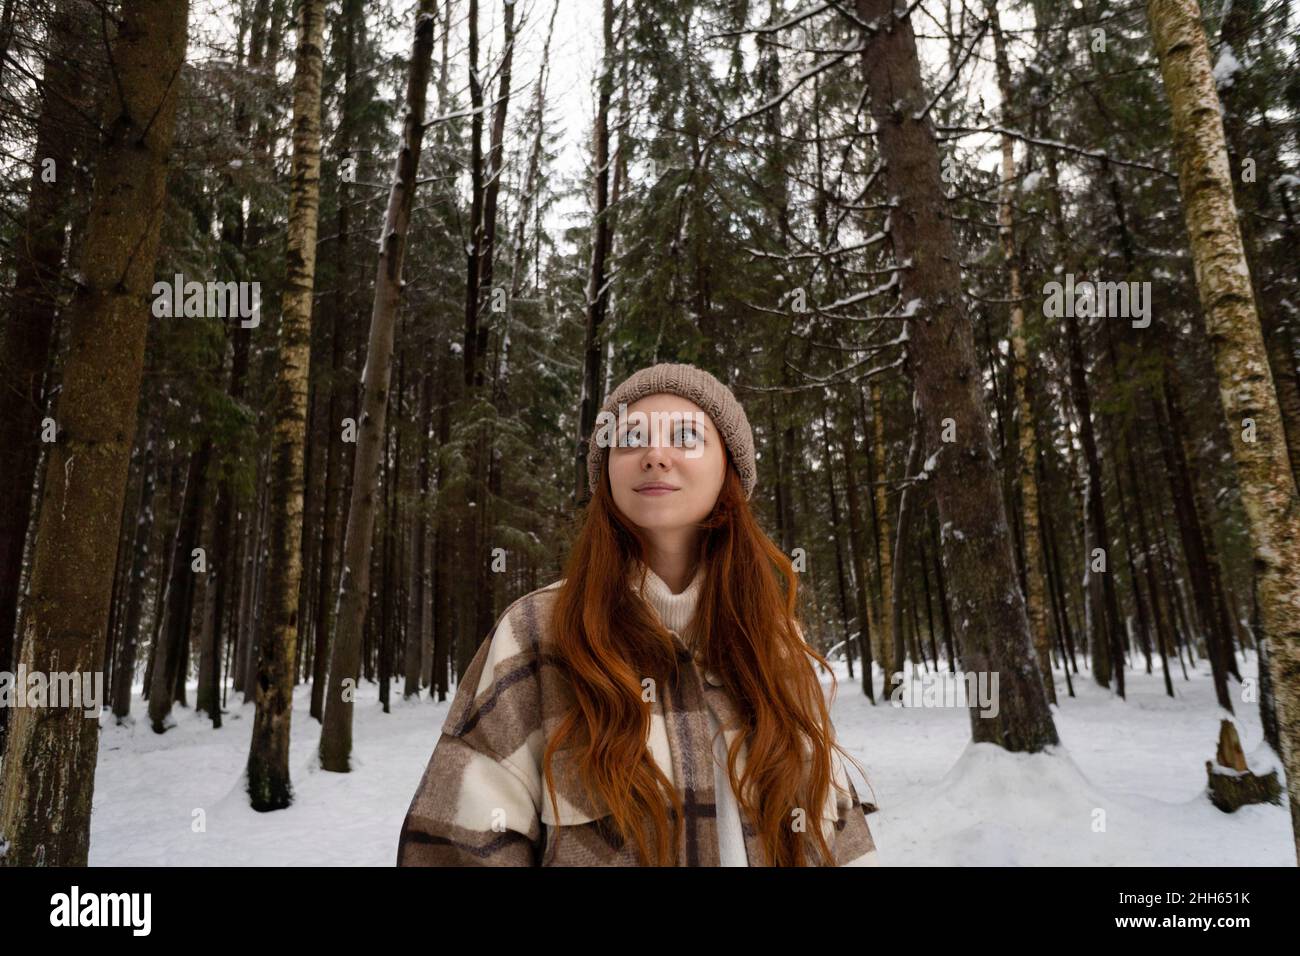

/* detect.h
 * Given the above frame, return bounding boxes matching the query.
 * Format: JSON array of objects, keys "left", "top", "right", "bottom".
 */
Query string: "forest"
[{"left": 0, "top": 0, "right": 1298, "bottom": 867}]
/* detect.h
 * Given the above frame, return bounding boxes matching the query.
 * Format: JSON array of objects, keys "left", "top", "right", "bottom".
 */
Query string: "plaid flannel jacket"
[{"left": 397, "top": 581, "right": 879, "bottom": 866}]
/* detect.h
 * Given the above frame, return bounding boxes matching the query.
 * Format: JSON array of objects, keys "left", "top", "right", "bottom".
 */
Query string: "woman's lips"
[{"left": 634, "top": 483, "right": 679, "bottom": 496}]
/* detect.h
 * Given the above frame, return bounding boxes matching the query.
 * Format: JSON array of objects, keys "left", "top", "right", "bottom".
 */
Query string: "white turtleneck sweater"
[{"left": 637, "top": 566, "right": 750, "bottom": 867}]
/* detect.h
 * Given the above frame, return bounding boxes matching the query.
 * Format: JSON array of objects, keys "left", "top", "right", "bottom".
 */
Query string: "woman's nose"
[{"left": 642, "top": 442, "right": 671, "bottom": 469}]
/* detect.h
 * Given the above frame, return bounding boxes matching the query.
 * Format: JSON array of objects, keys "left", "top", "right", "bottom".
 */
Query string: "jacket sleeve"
[
  {"left": 834, "top": 776, "right": 880, "bottom": 866},
  {"left": 397, "top": 600, "right": 545, "bottom": 866}
]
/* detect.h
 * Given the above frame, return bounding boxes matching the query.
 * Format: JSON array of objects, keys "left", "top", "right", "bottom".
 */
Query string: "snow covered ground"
[{"left": 80, "top": 647, "right": 1292, "bottom": 865}]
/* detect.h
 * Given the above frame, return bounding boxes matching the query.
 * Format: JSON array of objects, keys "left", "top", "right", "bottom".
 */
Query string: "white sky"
[{"left": 177, "top": 0, "right": 1015, "bottom": 243}]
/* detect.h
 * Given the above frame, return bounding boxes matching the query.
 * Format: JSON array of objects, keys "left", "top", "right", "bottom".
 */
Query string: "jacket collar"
[
  {"left": 634, "top": 563, "right": 703, "bottom": 636},
  {"left": 630, "top": 564, "right": 723, "bottom": 688}
]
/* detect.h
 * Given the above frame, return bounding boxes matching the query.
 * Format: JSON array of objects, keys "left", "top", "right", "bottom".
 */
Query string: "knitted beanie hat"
[{"left": 586, "top": 363, "right": 757, "bottom": 499}]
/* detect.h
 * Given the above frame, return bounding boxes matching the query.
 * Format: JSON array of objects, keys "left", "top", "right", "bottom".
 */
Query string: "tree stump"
[{"left": 1205, "top": 719, "right": 1281, "bottom": 812}]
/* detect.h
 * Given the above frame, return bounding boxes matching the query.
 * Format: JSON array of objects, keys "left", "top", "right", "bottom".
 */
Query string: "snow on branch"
[{"left": 936, "top": 124, "right": 1176, "bottom": 178}]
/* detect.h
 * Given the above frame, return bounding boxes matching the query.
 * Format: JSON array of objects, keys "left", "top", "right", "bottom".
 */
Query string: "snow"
[
  {"left": 66, "top": 650, "right": 1291, "bottom": 865},
  {"left": 840, "top": 651, "right": 1290, "bottom": 865},
  {"left": 1213, "top": 45, "right": 1242, "bottom": 87},
  {"left": 1021, "top": 170, "right": 1043, "bottom": 192}
]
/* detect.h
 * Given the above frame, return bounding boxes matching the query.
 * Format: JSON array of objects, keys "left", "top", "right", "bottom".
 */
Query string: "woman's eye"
[
  {"left": 676, "top": 425, "right": 700, "bottom": 447},
  {"left": 618, "top": 431, "right": 646, "bottom": 448}
]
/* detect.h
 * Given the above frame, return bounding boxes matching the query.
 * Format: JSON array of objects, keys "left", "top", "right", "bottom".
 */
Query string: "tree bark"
[
  {"left": 1147, "top": 0, "right": 1300, "bottom": 862},
  {"left": 320, "top": 0, "right": 437, "bottom": 773},
  {"left": 840, "top": 419, "right": 875, "bottom": 701},
  {"left": 147, "top": 441, "right": 212, "bottom": 732},
  {"left": 869, "top": 383, "right": 897, "bottom": 683},
  {"left": 576, "top": 0, "right": 616, "bottom": 505},
  {"left": 112, "top": 432, "right": 160, "bottom": 721},
  {"left": 0, "top": 0, "right": 189, "bottom": 866},
  {"left": 890, "top": 399, "right": 923, "bottom": 690},
  {"left": 0, "top": 1, "right": 94, "bottom": 751},
  {"left": 986, "top": 0, "right": 1054, "bottom": 704},
  {"left": 855, "top": 0, "right": 1057, "bottom": 749},
  {"left": 247, "top": 0, "right": 325, "bottom": 811}
]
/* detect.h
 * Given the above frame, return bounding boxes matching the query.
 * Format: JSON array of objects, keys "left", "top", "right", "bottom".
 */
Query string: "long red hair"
[{"left": 545, "top": 453, "right": 870, "bottom": 866}]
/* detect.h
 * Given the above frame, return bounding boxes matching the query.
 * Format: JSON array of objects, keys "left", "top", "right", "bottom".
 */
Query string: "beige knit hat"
[{"left": 586, "top": 363, "right": 757, "bottom": 499}]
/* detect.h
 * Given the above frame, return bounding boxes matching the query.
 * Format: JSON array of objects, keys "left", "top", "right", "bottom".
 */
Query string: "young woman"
[{"left": 398, "top": 363, "right": 878, "bottom": 867}]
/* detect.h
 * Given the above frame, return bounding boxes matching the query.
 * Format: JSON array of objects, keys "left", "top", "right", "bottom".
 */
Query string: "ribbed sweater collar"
[{"left": 633, "top": 563, "right": 703, "bottom": 637}]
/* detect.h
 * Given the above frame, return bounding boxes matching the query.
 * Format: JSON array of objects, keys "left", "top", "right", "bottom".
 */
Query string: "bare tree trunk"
[
  {"left": 986, "top": 0, "right": 1054, "bottom": 704},
  {"left": 469, "top": 0, "right": 516, "bottom": 640},
  {"left": 821, "top": 413, "right": 855, "bottom": 671},
  {"left": 855, "top": 0, "right": 1057, "bottom": 749},
  {"left": 839, "top": 419, "right": 875, "bottom": 702},
  {"left": 148, "top": 441, "right": 212, "bottom": 732},
  {"left": 1155, "top": 378, "right": 1235, "bottom": 708},
  {"left": 310, "top": 0, "right": 364, "bottom": 723},
  {"left": 0, "top": 0, "right": 189, "bottom": 866},
  {"left": 1063, "top": 307, "right": 1124, "bottom": 694},
  {"left": 870, "top": 383, "right": 896, "bottom": 682},
  {"left": 0, "top": 0, "right": 15, "bottom": 89},
  {"left": 247, "top": 0, "right": 325, "bottom": 811},
  {"left": 576, "top": 0, "right": 616, "bottom": 505},
  {"left": 113, "top": 433, "right": 160, "bottom": 721},
  {"left": 890, "top": 398, "right": 923, "bottom": 690},
  {"left": 458, "top": 0, "right": 488, "bottom": 664},
  {"left": 1147, "top": 0, "right": 1300, "bottom": 863},
  {"left": 320, "top": 0, "right": 437, "bottom": 773},
  {"left": 0, "top": 1, "right": 94, "bottom": 752},
  {"left": 404, "top": 367, "right": 432, "bottom": 699},
  {"left": 1216, "top": 0, "right": 1300, "bottom": 489}
]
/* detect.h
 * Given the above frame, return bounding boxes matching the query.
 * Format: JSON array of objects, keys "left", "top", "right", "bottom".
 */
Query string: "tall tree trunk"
[
  {"left": 113, "top": 432, "right": 160, "bottom": 721},
  {"left": 986, "top": 0, "right": 1054, "bottom": 704},
  {"left": 840, "top": 420, "right": 875, "bottom": 702},
  {"left": 1062, "top": 306, "right": 1124, "bottom": 694},
  {"left": 320, "top": 0, "right": 437, "bottom": 773},
  {"left": 148, "top": 441, "right": 213, "bottom": 732},
  {"left": 469, "top": 0, "right": 516, "bottom": 641},
  {"left": 1216, "top": 0, "right": 1300, "bottom": 489},
  {"left": 1155, "top": 377, "right": 1235, "bottom": 708},
  {"left": 855, "top": 0, "right": 1057, "bottom": 749},
  {"left": 0, "top": 1, "right": 94, "bottom": 753},
  {"left": 0, "top": 0, "right": 189, "bottom": 866},
  {"left": 869, "top": 383, "right": 896, "bottom": 682},
  {"left": 0, "top": 0, "right": 14, "bottom": 89},
  {"left": 247, "top": 0, "right": 326, "bottom": 811},
  {"left": 889, "top": 399, "right": 923, "bottom": 689},
  {"left": 458, "top": 0, "right": 488, "bottom": 666},
  {"left": 928, "top": 508, "right": 956, "bottom": 672},
  {"left": 821, "top": 413, "right": 855, "bottom": 670},
  {"left": 576, "top": 0, "right": 616, "bottom": 505},
  {"left": 404, "top": 367, "right": 431, "bottom": 699},
  {"left": 310, "top": 0, "right": 364, "bottom": 722},
  {"left": 1147, "top": 0, "right": 1300, "bottom": 862}
]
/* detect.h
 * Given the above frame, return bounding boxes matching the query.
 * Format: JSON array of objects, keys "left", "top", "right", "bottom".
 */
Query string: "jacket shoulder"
[
  {"left": 443, "top": 580, "right": 563, "bottom": 737},
  {"left": 493, "top": 579, "right": 564, "bottom": 643}
]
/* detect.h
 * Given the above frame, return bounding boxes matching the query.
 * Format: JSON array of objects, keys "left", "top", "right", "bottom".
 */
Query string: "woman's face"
[{"left": 607, "top": 393, "right": 726, "bottom": 536}]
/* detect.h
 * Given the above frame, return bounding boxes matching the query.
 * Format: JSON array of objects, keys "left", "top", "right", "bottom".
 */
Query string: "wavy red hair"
[{"left": 544, "top": 452, "right": 870, "bottom": 866}]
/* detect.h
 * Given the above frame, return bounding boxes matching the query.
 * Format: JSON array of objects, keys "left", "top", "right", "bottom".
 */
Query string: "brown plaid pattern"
[{"left": 397, "top": 582, "right": 879, "bottom": 866}]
